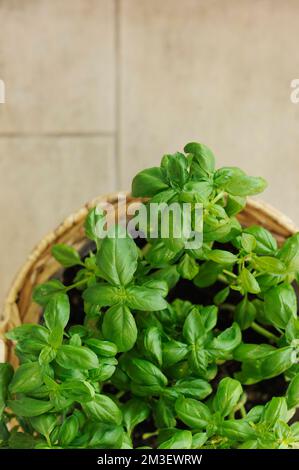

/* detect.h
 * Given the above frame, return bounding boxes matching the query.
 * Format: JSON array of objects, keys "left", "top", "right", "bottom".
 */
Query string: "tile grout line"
[
  {"left": 114, "top": 0, "right": 121, "bottom": 191},
  {"left": 0, "top": 131, "right": 115, "bottom": 138}
]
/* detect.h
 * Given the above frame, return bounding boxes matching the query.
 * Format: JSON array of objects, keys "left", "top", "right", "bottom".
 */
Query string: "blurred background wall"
[{"left": 1, "top": 0, "right": 299, "bottom": 305}]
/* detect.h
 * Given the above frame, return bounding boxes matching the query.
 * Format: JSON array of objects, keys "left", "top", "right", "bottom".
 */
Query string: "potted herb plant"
[{"left": 0, "top": 142, "right": 299, "bottom": 449}]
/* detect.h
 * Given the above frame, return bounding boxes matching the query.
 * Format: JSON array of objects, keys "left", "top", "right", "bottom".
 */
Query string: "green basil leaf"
[
  {"left": 162, "top": 340, "right": 189, "bottom": 368},
  {"left": 51, "top": 363, "right": 87, "bottom": 382},
  {"left": 158, "top": 430, "right": 192, "bottom": 449},
  {"left": 210, "top": 203, "right": 227, "bottom": 219},
  {"left": 150, "top": 188, "right": 177, "bottom": 203},
  {"left": 286, "top": 374, "right": 299, "bottom": 409},
  {"left": 52, "top": 244, "right": 82, "bottom": 268},
  {"left": 213, "top": 377, "right": 243, "bottom": 417},
  {"left": 244, "top": 226, "right": 277, "bottom": 255},
  {"left": 135, "top": 310, "right": 163, "bottom": 331},
  {"left": 9, "top": 362, "right": 43, "bottom": 394},
  {"left": 128, "top": 358, "right": 168, "bottom": 388},
  {"left": 239, "top": 268, "right": 260, "bottom": 294},
  {"left": 207, "top": 249, "right": 237, "bottom": 266},
  {"left": 213, "top": 286, "right": 230, "bottom": 306},
  {"left": 204, "top": 217, "right": 241, "bottom": 243},
  {"left": 185, "top": 142, "right": 215, "bottom": 174},
  {"left": 84, "top": 206, "right": 105, "bottom": 243},
  {"left": 123, "top": 398, "right": 150, "bottom": 435},
  {"left": 60, "top": 379, "right": 95, "bottom": 403},
  {"left": 219, "top": 420, "right": 256, "bottom": 441},
  {"left": 245, "top": 405, "right": 264, "bottom": 423},
  {"left": 193, "top": 261, "right": 222, "bottom": 288},
  {"left": 200, "top": 305, "right": 218, "bottom": 331},
  {"left": 225, "top": 195, "right": 246, "bottom": 217},
  {"left": 83, "top": 283, "right": 120, "bottom": 307},
  {"left": 264, "top": 284, "right": 297, "bottom": 329},
  {"left": 8, "top": 397, "right": 53, "bottom": 417},
  {"left": 183, "top": 307, "right": 206, "bottom": 344},
  {"left": 159, "top": 205, "right": 190, "bottom": 254},
  {"left": 69, "top": 325, "right": 89, "bottom": 338},
  {"left": 0, "top": 363, "right": 13, "bottom": 415},
  {"left": 260, "top": 347, "right": 296, "bottom": 379},
  {"left": 177, "top": 254, "right": 199, "bottom": 280},
  {"left": 39, "top": 346, "right": 57, "bottom": 365},
  {"left": 102, "top": 304, "right": 137, "bottom": 352},
  {"left": 140, "top": 279, "right": 169, "bottom": 297},
  {"left": 132, "top": 166, "right": 169, "bottom": 197},
  {"left": 84, "top": 338, "right": 117, "bottom": 357},
  {"left": 8, "top": 430, "right": 39, "bottom": 449},
  {"left": 49, "top": 392, "right": 73, "bottom": 412},
  {"left": 189, "top": 347, "right": 210, "bottom": 377},
  {"left": 173, "top": 377, "right": 212, "bottom": 400},
  {"left": 171, "top": 299, "right": 193, "bottom": 323},
  {"left": 253, "top": 256, "right": 286, "bottom": 274},
  {"left": 234, "top": 297, "right": 256, "bottom": 330},
  {"left": 222, "top": 219, "right": 244, "bottom": 242},
  {"left": 233, "top": 343, "right": 276, "bottom": 362},
  {"left": 180, "top": 181, "right": 213, "bottom": 203},
  {"left": 30, "top": 414, "right": 57, "bottom": 438},
  {"left": 56, "top": 345, "right": 99, "bottom": 370},
  {"left": 278, "top": 233, "right": 299, "bottom": 274},
  {"left": 69, "top": 333, "right": 82, "bottom": 347},
  {"left": 121, "top": 434, "right": 133, "bottom": 449},
  {"left": 285, "top": 318, "right": 299, "bottom": 344},
  {"left": 14, "top": 341, "right": 43, "bottom": 361},
  {"left": 143, "top": 326, "right": 163, "bottom": 366},
  {"left": 149, "top": 265, "right": 180, "bottom": 289},
  {"left": 58, "top": 414, "right": 79, "bottom": 446},
  {"left": 33, "top": 280, "right": 66, "bottom": 307},
  {"left": 261, "top": 397, "right": 288, "bottom": 427},
  {"left": 153, "top": 397, "right": 176, "bottom": 428},
  {"left": 126, "top": 285, "right": 168, "bottom": 311},
  {"left": 291, "top": 422, "right": 299, "bottom": 440},
  {"left": 89, "top": 361, "right": 116, "bottom": 382},
  {"left": 175, "top": 396, "right": 212, "bottom": 429},
  {"left": 252, "top": 298, "right": 269, "bottom": 324},
  {"left": 83, "top": 394, "right": 122, "bottom": 425},
  {"left": 235, "top": 346, "right": 296, "bottom": 385},
  {"left": 214, "top": 167, "right": 244, "bottom": 187},
  {"left": 165, "top": 361, "right": 190, "bottom": 380},
  {"left": 89, "top": 423, "right": 124, "bottom": 449},
  {"left": 44, "top": 293, "right": 70, "bottom": 332},
  {"left": 210, "top": 322, "right": 241, "bottom": 353},
  {"left": 145, "top": 241, "right": 177, "bottom": 267},
  {"left": 240, "top": 233, "right": 256, "bottom": 253},
  {"left": 130, "top": 383, "right": 162, "bottom": 397},
  {"left": 238, "top": 440, "right": 260, "bottom": 449},
  {"left": 0, "top": 421, "right": 10, "bottom": 442},
  {"left": 48, "top": 325, "right": 63, "bottom": 349},
  {"left": 96, "top": 226, "right": 138, "bottom": 286},
  {"left": 217, "top": 167, "right": 267, "bottom": 196},
  {"left": 255, "top": 273, "right": 282, "bottom": 291},
  {"left": 162, "top": 152, "right": 189, "bottom": 188},
  {"left": 192, "top": 432, "right": 208, "bottom": 449},
  {"left": 5, "top": 324, "right": 49, "bottom": 343}
]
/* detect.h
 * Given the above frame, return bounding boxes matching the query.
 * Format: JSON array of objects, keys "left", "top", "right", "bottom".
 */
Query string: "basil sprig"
[{"left": 1, "top": 142, "right": 299, "bottom": 449}]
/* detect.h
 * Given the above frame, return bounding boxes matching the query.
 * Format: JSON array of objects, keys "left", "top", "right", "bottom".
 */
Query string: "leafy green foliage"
[{"left": 1, "top": 142, "right": 299, "bottom": 449}]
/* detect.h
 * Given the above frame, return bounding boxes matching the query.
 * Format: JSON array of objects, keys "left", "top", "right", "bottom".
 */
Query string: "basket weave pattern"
[{"left": 0, "top": 194, "right": 297, "bottom": 366}]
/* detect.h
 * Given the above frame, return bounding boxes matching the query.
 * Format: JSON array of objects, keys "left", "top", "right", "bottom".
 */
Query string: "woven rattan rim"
[{"left": 0, "top": 193, "right": 297, "bottom": 364}]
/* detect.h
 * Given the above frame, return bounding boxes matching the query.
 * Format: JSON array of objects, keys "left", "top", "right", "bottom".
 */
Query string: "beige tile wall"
[
  {"left": 1, "top": 0, "right": 299, "bottom": 306},
  {"left": 119, "top": 0, "right": 299, "bottom": 217}
]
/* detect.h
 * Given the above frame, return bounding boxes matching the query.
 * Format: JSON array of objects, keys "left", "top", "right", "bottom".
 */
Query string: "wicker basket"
[{"left": 0, "top": 193, "right": 297, "bottom": 366}]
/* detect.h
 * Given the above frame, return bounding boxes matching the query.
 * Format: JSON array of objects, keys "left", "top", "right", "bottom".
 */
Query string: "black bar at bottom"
[{"left": 0, "top": 449, "right": 297, "bottom": 467}]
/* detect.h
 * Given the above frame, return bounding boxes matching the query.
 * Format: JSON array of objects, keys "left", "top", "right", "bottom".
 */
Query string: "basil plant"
[{"left": 1, "top": 142, "right": 299, "bottom": 449}]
